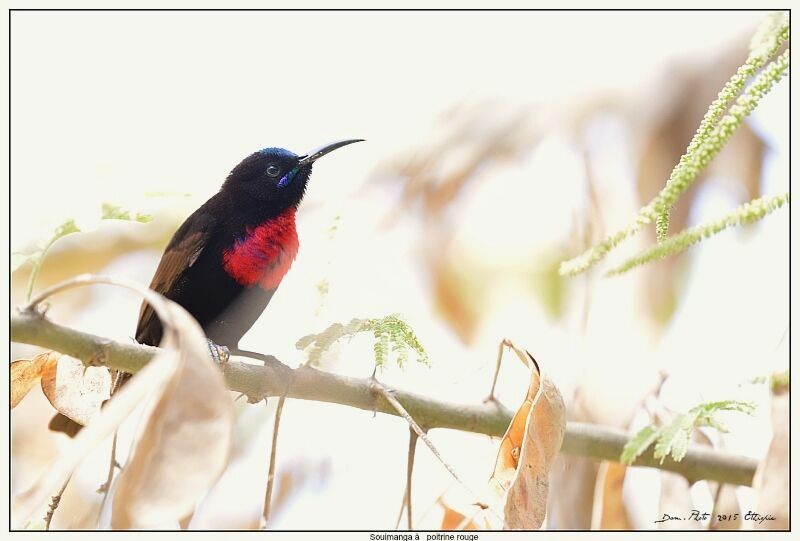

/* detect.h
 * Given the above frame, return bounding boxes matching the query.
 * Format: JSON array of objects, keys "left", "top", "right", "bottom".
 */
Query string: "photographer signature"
[{"left": 655, "top": 510, "right": 775, "bottom": 525}]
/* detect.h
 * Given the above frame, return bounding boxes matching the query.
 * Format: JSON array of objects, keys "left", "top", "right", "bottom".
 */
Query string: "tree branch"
[{"left": 11, "top": 310, "right": 757, "bottom": 487}]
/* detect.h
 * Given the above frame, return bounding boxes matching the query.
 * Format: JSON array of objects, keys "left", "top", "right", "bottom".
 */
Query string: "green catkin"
[
  {"left": 560, "top": 44, "right": 789, "bottom": 276},
  {"left": 655, "top": 15, "right": 788, "bottom": 240},
  {"left": 607, "top": 193, "right": 788, "bottom": 276}
]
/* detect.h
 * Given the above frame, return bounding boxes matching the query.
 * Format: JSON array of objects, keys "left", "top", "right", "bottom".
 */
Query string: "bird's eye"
[{"left": 265, "top": 164, "right": 281, "bottom": 177}]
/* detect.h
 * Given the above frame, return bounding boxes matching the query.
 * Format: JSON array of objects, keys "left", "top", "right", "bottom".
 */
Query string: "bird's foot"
[{"left": 206, "top": 339, "right": 230, "bottom": 366}]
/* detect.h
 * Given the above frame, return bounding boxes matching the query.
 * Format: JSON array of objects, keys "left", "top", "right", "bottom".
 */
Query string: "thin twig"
[
  {"left": 44, "top": 476, "right": 71, "bottom": 530},
  {"left": 11, "top": 310, "right": 761, "bottom": 487},
  {"left": 394, "top": 427, "right": 418, "bottom": 529},
  {"left": 708, "top": 482, "right": 725, "bottom": 530},
  {"left": 406, "top": 427, "right": 417, "bottom": 529},
  {"left": 231, "top": 348, "right": 280, "bottom": 366},
  {"left": 406, "top": 426, "right": 419, "bottom": 530},
  {"left": 371, "top": 380, "right": 483, "bottom": 506},
  {"left": 393, "top": 488, "right": 406, "bottom": 529},
  {"left": 261, "top": 394, "right": 288, "bottom": 529},
  {"left": 97, "top": 370, "right": 125, "bottom": 505},
  {"left": 455, "top": 507, "right": 482, "bottom": 530},
  {"left": 98, "top": 431, "right": 119, "bottom": 504},
  {"left": 485, "top": 339, "right": 510, "bottom": 403},
  {"left": 700, "top": 427, "right": 725, "bottom": 531}
]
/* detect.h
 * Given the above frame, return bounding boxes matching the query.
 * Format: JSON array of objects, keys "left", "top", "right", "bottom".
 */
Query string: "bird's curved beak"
[{"left": 297, "top": 139, "right": 364, "bottom": 167}]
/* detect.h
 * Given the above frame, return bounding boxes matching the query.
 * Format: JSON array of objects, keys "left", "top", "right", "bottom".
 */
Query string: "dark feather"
[
  {"left": 48, "top": 412, "right": 82, "bottom": 437},
  {"left": 136, "top": 211, "right": 216, "bottom": 346}
]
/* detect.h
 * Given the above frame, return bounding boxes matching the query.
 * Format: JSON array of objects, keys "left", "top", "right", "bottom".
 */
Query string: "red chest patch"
[{"left": 222, "top": 208, "right": 299, "bottom": 290}]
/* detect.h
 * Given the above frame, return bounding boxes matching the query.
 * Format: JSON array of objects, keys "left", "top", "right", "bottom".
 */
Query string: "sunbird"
[
  {"left": 50, "top": 139, "right": 363, "bottom": 435},
  {"left": 136, "top": 139, "right": 364, "bottom": 354}
]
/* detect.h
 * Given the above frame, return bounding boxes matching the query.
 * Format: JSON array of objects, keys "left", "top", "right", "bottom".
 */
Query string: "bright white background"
[{"left": 9, "top": 9, "right": 790, "bottom": 531}]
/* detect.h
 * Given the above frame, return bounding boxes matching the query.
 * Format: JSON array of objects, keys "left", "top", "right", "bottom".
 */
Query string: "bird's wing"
[{"left": 135, "top": 210, "right": 217, "bottom": 344}]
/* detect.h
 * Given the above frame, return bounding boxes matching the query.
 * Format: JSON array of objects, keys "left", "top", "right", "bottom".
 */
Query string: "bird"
[
  {"left": 49, "top": 139, "right": 363, "bottom": 435},
  {"left": 135, "top": 138, "right": 363, "bottom": 355}
]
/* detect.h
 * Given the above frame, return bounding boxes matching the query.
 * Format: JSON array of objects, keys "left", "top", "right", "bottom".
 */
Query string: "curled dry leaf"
[
  {"left": 111, "top": 301, "right": 234, "bottom": 529},
  {"left": 40, "top": 355, "right": 112, "bottom": 426},
  {"left": 11, "top": 351, "right": 60, "bottom": 408},
  {"left": 708, "top": 482, "right": 741, "bottom": 531},
  {"left": 488, "top": 343, "right": 566, "bottom": 530},
  {"left": 753, "top": 392, "right": 788, "bottom": 529},
  {"left": 439, "top": 500, "right": 482, "bottom": 531},
  {"left": 591, "top": 462, "right": 631, "bottom": 530},
  {"left": 13, "top": 332, "right": 179, "bottom": 527},
  {"left": 11, "top": 275, "right": 234, "bottom": 530}
]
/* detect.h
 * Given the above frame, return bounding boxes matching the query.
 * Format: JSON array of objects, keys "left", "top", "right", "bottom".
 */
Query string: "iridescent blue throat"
[{"left": 277, "top": 165, "right": 301, "bottom": 189}]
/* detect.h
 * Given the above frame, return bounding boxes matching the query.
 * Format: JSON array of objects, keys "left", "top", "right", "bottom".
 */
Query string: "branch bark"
[{"left": 11, "top": 310, "right": 757, "bottom": 487}]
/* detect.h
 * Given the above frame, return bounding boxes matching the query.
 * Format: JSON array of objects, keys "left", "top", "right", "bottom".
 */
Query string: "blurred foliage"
[
  {"left": 101, "top": 203, "right": 154, "bottom": 223},
  {"left": 13, "top": 218, "right": 80, "bottom": 301},
  {"left": 529, "top": 253, "right": 568, "bottom": 319},
  {"left": 561, "top": 13, "right": 789, "bottom": 277},
  {"left": 13, "top": 204, "right": 153, "bottom": 302},
  {"left": 379, "top": 98, "right": 541, "bottom": 220},
  {"left": 22, "top": 518, "right": 46, "bottom": 530},
  {"left": 608, "top": 193, "right": 789, "bottom": 275},
  {"left": 296, "top": 315, "right": 430, "bottom": 369},
  {"left": 770, "top": 370, "right": 789, "bottom": 394},
  {"left": 379, "top": 16, "right": 786, "bottom": 337},
  {"left": 11, "top": 13, "right": 788, "bottom": 530},
  {"left": 635, "top": 51, "right": 767, "bottom": 325},
  {"left": 621, "top": 400, "right": 756, "bottom": 465},
  {"left": 655, "top": 12, "right": 790, "bottom": 240},
  {"left": 752, "top": 369, "right": 789, "bottom": 394}
]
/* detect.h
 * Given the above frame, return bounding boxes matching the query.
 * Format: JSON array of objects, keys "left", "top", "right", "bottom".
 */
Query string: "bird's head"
[{"left": 222, "top": 139, "right": 364, "bottom": 211}]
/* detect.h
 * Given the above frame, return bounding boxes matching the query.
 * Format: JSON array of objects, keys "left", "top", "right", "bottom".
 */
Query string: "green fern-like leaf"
[
  {"left": 19, "top": 218, "right": 81, "bottom": 300},
  {"left": 620, "top": 425, "right": 661, "bottom": 465},
  {"left": 691, "top": 400, "right": 756, "bottom": 434},
  {"left": 653, "top": 412, "right": 699, "bottom": 464},
  {"left": 296, "top": 314, "right": 430, "bottom": 369},
  {"left": 101, "top": 202, "right": 153, "bottom": 223},
  {"left": 16, "top": 202, "right": 154, "bottom": 301},
  {"left": 560, "top": 13, "right": 789, "bottom": 277},
  {"left": 621, "top": 400, "right": 756, "bottom": 465}
]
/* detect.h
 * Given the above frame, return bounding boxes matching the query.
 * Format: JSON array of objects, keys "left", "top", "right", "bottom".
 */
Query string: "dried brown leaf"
[
  {"left": 380, "top": 99, "right": 544, "bottom": 219},
  {"left": 111, "top": 301, "right": 233, "bottom": 529},
  {"left": 11, "top": 351, "right": 60, "bottom": 408},
  {"left": 40, "top": 355, "right": 112, "bottom": 426},
  {"left": 11, "top": 275, "right": 233, "bottom": 530},
  {"left": 12, "top": 334, "right": 177, "bottom": 526},
  {"left": 753, "top": 392, "right": 788, "bottom": 529},
  {"left": 440, "top": 500, "right": 481, "bottom": 530},
  {"left": 708, "top": 483, "right": 741, "bottom": 530},
  {"left": 432, "top": 256, "right": 482, "bottom": 343},
  {"left": 489, "top": 343, "right": 566, "bottom": 530},
  {"left": 591, "top": 462, "right": 632, "bottom": 530}
]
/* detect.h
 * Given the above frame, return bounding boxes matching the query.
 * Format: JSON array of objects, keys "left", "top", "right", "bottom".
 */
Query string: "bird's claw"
[{"left": 207, "top": 339, "right": 230, "bottom": 366}]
